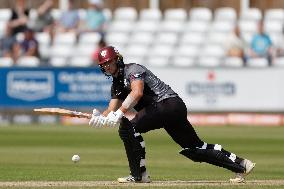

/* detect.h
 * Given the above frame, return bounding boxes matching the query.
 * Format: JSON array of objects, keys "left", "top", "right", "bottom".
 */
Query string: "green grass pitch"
[{"left": 0, "top": 124, "right": 283, "bottom": 189}]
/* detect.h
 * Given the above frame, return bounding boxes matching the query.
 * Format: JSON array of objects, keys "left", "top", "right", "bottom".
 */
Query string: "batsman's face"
[{"left": 100, "top": 59, "right": 118, "bottom": 76}]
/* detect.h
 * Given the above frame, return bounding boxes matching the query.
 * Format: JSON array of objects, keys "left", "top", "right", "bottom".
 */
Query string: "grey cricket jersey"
[{"left": 111, "top": 63, "right": 178, "bottom": 111}]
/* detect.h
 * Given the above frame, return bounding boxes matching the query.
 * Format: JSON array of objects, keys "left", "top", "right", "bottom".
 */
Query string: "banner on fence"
[
  {"left": 0, "top": 67, "right": 111, "bottom": 108},
  {"left": 150, "top": 67, "right": 284, "bottom": 112}
]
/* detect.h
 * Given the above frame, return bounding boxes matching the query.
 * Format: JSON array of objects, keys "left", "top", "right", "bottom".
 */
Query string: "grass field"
[{"left": 0, "top": 124, "right": 283, "bottom": 189}]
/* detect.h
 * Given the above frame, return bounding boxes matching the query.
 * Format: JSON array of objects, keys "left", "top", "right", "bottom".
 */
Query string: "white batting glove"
[
  {"left": 105, "top": 109, "right": 124, "bottom": 127},
  {"left": 88, "top": 109, "right": 107, "bottom": 128}
]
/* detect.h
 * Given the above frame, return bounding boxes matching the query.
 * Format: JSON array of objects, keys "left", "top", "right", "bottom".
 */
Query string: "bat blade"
[{"left": 33, "top": 108, "right": 92, "bottom": 119}]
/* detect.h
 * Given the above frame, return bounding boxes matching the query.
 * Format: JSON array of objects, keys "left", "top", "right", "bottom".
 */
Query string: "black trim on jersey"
[
  {"left": 111, "top": 79, "right": 157, "bottom": 111},
  {"left": 111, "top": 80, "right": 129, "bottom": 100},
  {"left": 111, "top": 63, "right": 159, "bottom": 111}
]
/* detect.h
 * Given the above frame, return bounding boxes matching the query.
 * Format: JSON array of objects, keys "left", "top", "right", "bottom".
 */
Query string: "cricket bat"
[{"left": 33, "top": 108, "right": 92, "bottom": 119}]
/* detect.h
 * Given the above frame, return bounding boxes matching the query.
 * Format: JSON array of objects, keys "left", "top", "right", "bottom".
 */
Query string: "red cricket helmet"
[{"left": 98, "top": 46, "right": 119, "bottom": 65}]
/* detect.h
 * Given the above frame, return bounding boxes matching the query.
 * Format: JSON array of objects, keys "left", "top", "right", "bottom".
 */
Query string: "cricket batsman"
[{"left": 89, "top": 46, "right": 255, "bottom": 183}]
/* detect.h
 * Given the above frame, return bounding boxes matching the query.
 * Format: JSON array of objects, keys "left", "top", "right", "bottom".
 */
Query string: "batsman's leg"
[
  {"left": 221, "top": 147, "right": 256, "bottom": 182},
  {"left": 117, "top": 117, "right": 150, "bottom": 183},
  {"left": 180, "top": 143, "right": 255, "bottom": 182},
  {"left": 180, "top": 143, "right": 245, "bottom": 172},
  {"left": 160, "top": 97, "right": 255, "bottom": 182},
  {"left": 229, "top": 159, "right": 256, "bottom": 183}
]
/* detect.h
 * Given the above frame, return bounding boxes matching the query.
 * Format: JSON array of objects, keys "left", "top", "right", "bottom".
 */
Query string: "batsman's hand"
[
  {"left": 89, "top": 109, "right": 107, "bottom": 128},
  {"left": 105, "top": 109, "right": 124, "bottom": 127}
]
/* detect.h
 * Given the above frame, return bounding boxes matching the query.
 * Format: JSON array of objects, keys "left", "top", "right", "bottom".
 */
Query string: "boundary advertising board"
[{"left": 0, "top": 67, "right": 111, "bottom": 109}]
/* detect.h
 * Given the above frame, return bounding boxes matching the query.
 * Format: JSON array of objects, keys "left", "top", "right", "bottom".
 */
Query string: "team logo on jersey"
[
  {"left": 100, "top": 50, "right": 107, "bottom": 57},
  {"left": 124, "top": 78, "right": 129, "bottom": 87},
  {"left": 113, "top": 47, "right": 119, "bottom": 53},
  {"left": 130, "top": 73, "right": 144, "bottom": 80},
  {"left": 133, "top": 73, "right": 141, "bottom": 78}
]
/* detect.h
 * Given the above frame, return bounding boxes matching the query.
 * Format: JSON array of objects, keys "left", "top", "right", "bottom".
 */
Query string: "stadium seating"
[
  {"left": 107, "top": 20, "right": 134, "bottom": 33},
  {"left": 135, "top": 21, "right": 159, "bottom": 34},
  {"left": 49, "top": 45, "right": 73, "bottom": 61},
  {"left": 49, "top": 57, "right": 68, "bottom": 67},
  {"left": 172, "top": 57, "right": 196, "bottom": 67},
  {"left": 223, "top": 57, "right": 244, "bottom": 67},
  {"left": 176, "top": 45, "right": 200, "bottom": 58},
  {"left": 171, "top": 45, "right": 199, "bottom": 67},
  {"left": 105, "top": 32, "right": 129, "bottom": 47},
  {"left": 35, "top": 32, "right": 51, "bottom": 46},
  {"left": 113, "top": 7, "right": 137, "bottom": 21},
  {"left": 123, "top": 44, "right": 148, "bottom": 65},
  {"left": 124, "top": 56, "right": 144, "bottom": 65},
  {"left": 139, "top": 8, "right": 162, "bottom": 21},
  {"left": 274, "top": 57, "right": 284, "bottom": 66},
  {"left": 264, "top": 9, "right": 284, "bottom": 22},
  {"left": 124, "top": 44, "right": 148, "bottom": 58},
  {"left": 210, "top": 21, "right": 235, "bottom": 33},
  {"left": 0, "top": 57, "right": 13, "bottom": 67},
  {"left": 0, "top": 9, "right": 11, "bottom": 36},
  {"left": 240, "top": 8, "right": 262, "bottom": 22},
  {"left": 263, "top": 20, "right": 283, "bottom": 46},
  {"left": 155, "top": 32, "right": 179, "bottom": 45},
  {"left": 51, "top": 44, "right": 73, "bottom": 58},
  {"left": 50, "top": 8, "right": 62, "bottom": 21},
  {"left": 0, "top": 21, "right": 7, "bottom": 37},
  {"left": 35, "top": 32, "right": 51, "bottom": 59},
  {"left": 238, "top": 20, "right": 258, "bottom": 44},
  {"left": 164, "top": 8, "right": 187, "bottom": 21},
  {"left": 147, "top": 45, "right": 173, "bottom": 67},
  {"left": 129, "top": 32, "right": 154, "bottom": 46},
  {"left": 147, "top": 57, "right": 170, "bottom": 67},
  {"left": 78, "top": 32, "right": 101, "bottom": 46},
  {"left": 103, "top": 8, "right": 112, "bottom": 21},
  {"left": 1, "top": 5, "right": 281, "bottom": 69},
  {"left": 159, "top": 20, "right": 185, "bottom": 33},
  {"left": 78, "top": 8, "right": 87, "bottom": 20},
  {"left": 53, "top": 32, "right": 76, "bottom": 46},
  {"left": 206, "top": 32, "right": 229, "bottom": 45},
  {"left": 39, "top": 46, "right": 51, "bottom": 60},
  {"left": 197, "top": 44, "right": 225, "bottom": 67},
  {"left": 201, "top": 44, "right": 226, "bottom": 57},
  {"left": 198, "top": 56, "right": 222, "bottom": 67},
  {"left": 17, "top": 56, "right": 41, "bottom": 67},
  {"left": 214, "top": 7, "right": 237, "bottom": 22},
  {"left": 264, "top": 20, "right": 283, "bottom": 34},
  {"left": 238, "top": 20, "right": 258, "bottom": 33},
  {"left": 180, "top": 32, "right": 205, "bottom": 46},
  {"left": 184, "top": 21, "right": 209, "bottom": 33},
  {"left": 0, "top": 8, "right": 11, "bottom": 21},
  {"left": 69, "top": 56, "right": 92, "bottom": 67},
  {"left": 246, "top": 58, "right": 269, "bottom": 67},
  {"left": 189, "top": 7, "right": 212, "bottom": 22},
  {"left": 73, "top": 44, "right": 95, "bottom": 57}
]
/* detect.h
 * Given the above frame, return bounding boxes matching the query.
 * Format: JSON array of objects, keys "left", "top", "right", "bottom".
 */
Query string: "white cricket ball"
[{"left": 72, "top": 154, "right": 80, "bottom": 163}]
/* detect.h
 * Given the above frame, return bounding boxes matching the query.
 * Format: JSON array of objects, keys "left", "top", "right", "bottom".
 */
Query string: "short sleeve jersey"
[
  {"left": 111, "top": 63, "right": 177, "bottom": 111},
  {"left": 251, "top": 34, "right": 272, "bottom": 55}
]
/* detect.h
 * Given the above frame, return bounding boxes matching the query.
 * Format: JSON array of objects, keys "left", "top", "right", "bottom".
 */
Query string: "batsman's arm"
[
  {"left": 102, "top": 99, "right": 122, "bottom": 116},
  {"left": 102, "top": 80, "right": 143, "bottom": 127},
  {"left": 118, "top": 79, "right": 144, "bottom": 114}
]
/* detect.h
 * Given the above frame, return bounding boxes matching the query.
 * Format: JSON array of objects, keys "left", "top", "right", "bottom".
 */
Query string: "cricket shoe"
[
  {"left": 229, "top": 159, "right": 256, "bottom": 183},
  {"left": 117, "top": 171, "right": 151, "bottom": 183}
]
